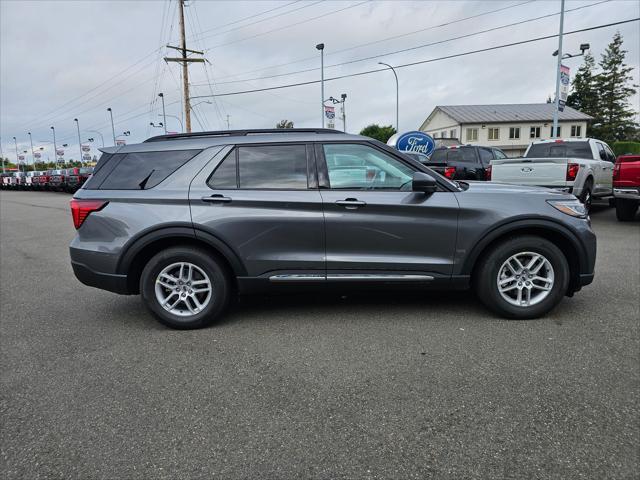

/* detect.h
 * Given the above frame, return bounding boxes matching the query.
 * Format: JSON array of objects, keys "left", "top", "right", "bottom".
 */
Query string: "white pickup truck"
[{"left": 489, "top": 138, "right": 615, "bottom": 210}]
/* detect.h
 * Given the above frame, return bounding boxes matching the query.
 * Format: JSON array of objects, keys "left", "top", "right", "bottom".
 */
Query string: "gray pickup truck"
[{"left": 490, "top": 138, "right": 615, "bottom": 210}]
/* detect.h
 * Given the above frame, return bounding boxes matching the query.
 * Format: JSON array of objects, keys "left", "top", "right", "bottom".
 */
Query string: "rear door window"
[
  {"left": 86, "top": 150, "right": 201, "bottom": 190},
  {"left": 207, "top": 149, "right": 238, "bottom": 189},
  {"left": 478, "top": 148, "right": 494, "bottom": 165}
]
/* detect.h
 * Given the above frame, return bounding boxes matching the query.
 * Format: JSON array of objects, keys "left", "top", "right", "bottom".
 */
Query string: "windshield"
[{"left": 526, "top": 141, "right": 592, "bottom": 159}]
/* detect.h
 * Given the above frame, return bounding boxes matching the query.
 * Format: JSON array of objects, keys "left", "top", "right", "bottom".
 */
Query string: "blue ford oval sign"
[{"left": 393, "top": 131, "right": 435, "bottom": 157}]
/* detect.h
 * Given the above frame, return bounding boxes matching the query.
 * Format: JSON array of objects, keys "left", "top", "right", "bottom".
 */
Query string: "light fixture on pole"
[
  {"left": 85, "top": 130, "right": 104, "bottom": 147},
  {"left": 107, "top": 108, "right": 116, "bottom": 145},
  {"left": 158, "top": 93, "right": 168, "bottom": 134},
  {"left": 316, "top": 43, "right": 325, "bottom": 128},
  {"left": 341, "top": 93, "right": 347, "bottom": 132},
  {"left": 74, "top": 118, "right": 83, "bottom": 164},
  {"left": 150, "top": 122, "right": 165, "bottom": 129},
  {"left": 159, "top": 114, "right": 184, "bottom": 133},
  {"left": 378, "top": 62, "right": 399, "bottom": 131}
]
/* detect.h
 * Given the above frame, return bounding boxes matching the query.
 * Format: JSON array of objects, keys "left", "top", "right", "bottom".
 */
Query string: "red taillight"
[
  {"left": 613, "top": 163, "right": 620, "bottom": 181},
  {"left": 485, "top": 165, "right": 492, "bottom": 181},
  {"left": 566, "top": 163, "right": 579, "bottom": 181},
  {"left": 444, "top": 166, "right": 456, "bottom": 179},
  {"left": 70, "top": 199, "right": 108, "bottom": 229}
]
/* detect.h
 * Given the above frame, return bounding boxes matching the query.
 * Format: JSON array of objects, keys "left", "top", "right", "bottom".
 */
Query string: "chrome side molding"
[{"left": 269, "top": 274, "right": 434, "bottom": 283}]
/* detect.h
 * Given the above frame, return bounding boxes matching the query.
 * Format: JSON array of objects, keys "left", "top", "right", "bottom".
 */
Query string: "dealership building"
[{"left": 419, "top": 103, "right": 593, "bottom": 157}]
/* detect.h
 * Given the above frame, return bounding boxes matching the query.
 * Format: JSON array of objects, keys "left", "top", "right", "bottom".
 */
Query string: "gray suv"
[{"left": 69, "top": 129, "right": 596, "bottom": 329}]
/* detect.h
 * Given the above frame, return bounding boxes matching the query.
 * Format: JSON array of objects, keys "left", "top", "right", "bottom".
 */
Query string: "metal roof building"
[{"left": 419, "top": 103, "right": 593, "bottom": 157}]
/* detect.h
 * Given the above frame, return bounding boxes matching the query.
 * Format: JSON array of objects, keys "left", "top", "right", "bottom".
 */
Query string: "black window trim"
[
  {"left": 314, "top": 140, "right": 458, "bottom": 192},
  {"left": 206, "top": 142, "right": 318, "bottom": 191}
]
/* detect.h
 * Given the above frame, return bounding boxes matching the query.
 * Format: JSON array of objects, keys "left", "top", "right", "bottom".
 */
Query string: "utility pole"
[
  {"left": 28, "top": 132, "right": 35, "bottom": 171},
  {"left": 226, "top": 115, "right": 230, "bottom": 130},
  {"left": 552, "top": 0, "right": 565, "bottom": 138},
  {"left": 165, "top": 0, "right": 205, "bottom": 133}
]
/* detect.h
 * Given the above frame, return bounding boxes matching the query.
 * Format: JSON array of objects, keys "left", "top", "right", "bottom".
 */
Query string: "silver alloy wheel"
[
  {"left": 497, "top": 251, "right": 554, "bottom": 307},
  {"left": 154, "top": 262, "right": 213, "bottom": 317}
]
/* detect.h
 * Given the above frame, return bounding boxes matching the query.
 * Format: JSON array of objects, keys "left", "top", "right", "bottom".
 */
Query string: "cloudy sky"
[{"left": 1, "top": 0, "right": 638, "bottom": 163}]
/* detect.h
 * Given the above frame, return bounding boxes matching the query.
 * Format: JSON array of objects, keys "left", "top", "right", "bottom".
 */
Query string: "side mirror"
[{"left": 412, "top": 172, "right": 437, "bottom": 194}]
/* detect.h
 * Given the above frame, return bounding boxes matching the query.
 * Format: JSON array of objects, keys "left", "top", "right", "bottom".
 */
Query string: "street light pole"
[
  {"left": 552, "top": 0, "right": 565, "bottom": 138},
  {"left": 0, "top": 139, "right": 5, "bottom": 173},
  {"left": 316, "top": 43, "right": 325, "bottom": 128},
  {"left": 28, "top": 132, "right": 35, "bottom": 171},
  {"left": 13, "top": 136, "right": 21, "bottom": 173},
  {"left": 74, "top": 118, "right": 83, "bottom": 164},
  {"left": 107, "top": 108, "right": 116, "bottom": 145},
  {"left": 158, "top": 93, "right": 167, "bottom": 134},
  {"left": 379, "top": 62, "right": 399, "bottom": 132},
  {"left": 340, "top": 93, "right": 347, "bottom": 132},
  {"left": 50, "top": 126, "right": 57, "bottom": 169}
]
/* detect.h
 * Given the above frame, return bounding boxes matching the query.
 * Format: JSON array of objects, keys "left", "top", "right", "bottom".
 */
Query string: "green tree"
[
  {"left": 592, "top": 32, "right": 638, "bottom": 142},
  {"left": 566, "top": 53, "right": 599, "bottom": 117},
  {"left": 359, "top": 124, "right": 397, "bottom": 143},
  {"left": 275, "top": 120, "right": 294, "bottom": 128}
]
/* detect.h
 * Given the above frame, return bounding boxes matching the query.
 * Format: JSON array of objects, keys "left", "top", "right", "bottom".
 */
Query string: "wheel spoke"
[
  {"left": 156, "top": 279, "right": 174, "bottom": 289},
  {"left": 523, "top": 288, "right": 531, "bottom": 306},
  {"left": 191, "top": 279, "right": 209, "bottom": 286},
  {"left": 499, "top": 284, "right": 518, "bottom": 293},
  {"left": 192, "top": 287, "right": 210, "bottom": 294},
  {"left": 499, "top": 275, "right": 516, "bottom": 286},
  {"left": 159, "top": 273, "right": 178, "bottom": 285},
  {"left": 526, "top": 254, "right": 541, "bottom": 270},
  {"left": 530, "top": 257, "right": 547, "bottom": 274},
  {"left": 187, "top": 264, "right": 193, "bottom": 282},
  {"left": 184, "top": 296, "right": 197, "bottom": 314},
  {"left": 516, "top": 288, "right": 523, "bottom": 305}
]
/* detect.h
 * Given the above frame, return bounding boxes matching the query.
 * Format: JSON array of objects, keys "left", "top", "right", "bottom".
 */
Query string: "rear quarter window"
[{"left": 85, "top": 150, "right": 201, "bottom": 190}]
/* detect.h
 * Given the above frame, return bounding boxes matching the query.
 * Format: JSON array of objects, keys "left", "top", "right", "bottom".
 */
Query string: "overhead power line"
[
  {"left": 189, "top": 0, "right": 322, "bottom": 43},
  {"left": 204, "top": 1, "right": 371, "bottom": 50},
  {"left": 194, "top": 0, "right": 609, "bottom": 87},
  {"left": 191, "top": 18, "right": 639, "bottom": 99},
  {"left": 206, "top": 0, "right": 537, "bottom": 83}
]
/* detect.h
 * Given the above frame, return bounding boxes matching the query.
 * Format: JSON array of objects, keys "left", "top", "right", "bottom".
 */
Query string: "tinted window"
[
  {"left": 430, "top": 149, "right": 447, "bottom": 163},
  {"left": 448, "top": 147, "right": 477, "bottom": 163},
  {"left": 89, "top": 150, "right": 200, "bottom": 190},
  {"left": 323, "top": 144, "right": 414, "bottom": 190},
  {"left": 207, "top": 149, "right": 237, "bottom": 189},
  {"left": 478, "top": 148, "right": 493, "bottom": 164},
  {"left": 238, "top": 145, "right": 307, "bottom": 189},
  {"left": 526, "top": 141, "right": 592, "bottom": 159}
]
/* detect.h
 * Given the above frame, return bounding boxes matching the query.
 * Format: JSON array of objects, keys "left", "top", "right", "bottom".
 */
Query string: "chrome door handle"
[
  {"left": 202, "top": 194, "right": 232, "bottom": 203},
  {"left": 335, "top": 198, "right": 366, "bottom": 209}
]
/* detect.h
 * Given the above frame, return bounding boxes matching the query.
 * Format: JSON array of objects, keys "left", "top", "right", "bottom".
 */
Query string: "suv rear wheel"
[
  {"left": 475, "top": 236, "right": 569, "bottom": 319},
  {"left": 140, "top": 246, "right": 230, "bottom": 329}
]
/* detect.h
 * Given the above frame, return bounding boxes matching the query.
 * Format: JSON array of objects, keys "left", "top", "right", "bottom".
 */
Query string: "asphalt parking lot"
[{"left": 1, "top": 190, "right": 638, "bottom": 479}]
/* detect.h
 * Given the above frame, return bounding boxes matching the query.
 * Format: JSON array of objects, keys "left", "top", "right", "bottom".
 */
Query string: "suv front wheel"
[
  {"left": 141, "top": 246, "right": 230, "bottom": 329},
  {"left": 475, "top": 236, "right": 570, "bottom": 319}
]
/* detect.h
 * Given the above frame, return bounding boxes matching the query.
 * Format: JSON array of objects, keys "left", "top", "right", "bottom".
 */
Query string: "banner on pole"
[
  {"left": 115, "top": 139, "right": 126, "bottom": 146},
  {"left": 558, "top": 64, "right": 570, "bottom": 112},
  {"left": 34, "top": 152, "right": 41, "bottom": 159},
  {"left": 56, "top": 148, "right": 64, "bottom": 156},
  {"left": 324, "top": 105, "right": 335, "bottom": 120},
  {"left": 81, "top": 144, "right": 91, "bottom": 152},
  {"left": 82, "top": 154, "right": 92, "bottom": 161}
]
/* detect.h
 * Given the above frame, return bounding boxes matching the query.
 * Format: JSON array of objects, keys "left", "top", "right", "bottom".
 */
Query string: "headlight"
[{"left": 547, "top": 199, "right": 588, "bottom": 218}]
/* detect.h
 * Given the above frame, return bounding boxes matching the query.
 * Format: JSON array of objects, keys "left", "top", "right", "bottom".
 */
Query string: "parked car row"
[{"left": 1, "top": 167, "right": 94, "bottom": 193}]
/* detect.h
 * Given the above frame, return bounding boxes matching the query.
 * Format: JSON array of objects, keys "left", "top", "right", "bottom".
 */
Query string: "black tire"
[
  {"left": 140, "top": 246, "right": 231, "bottom": 329},
  {"left": 615, "top": 199, "right": 638, "bottom": 222},
  {"left": 474, "top": 235, "right": 570, "bottom": 319},
  {"left": 579, "top": 178, "right": 593, "bottom": 212}
]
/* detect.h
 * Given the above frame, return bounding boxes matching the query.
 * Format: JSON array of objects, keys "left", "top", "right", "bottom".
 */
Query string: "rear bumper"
[
  {"left": 71, "top": 260, "right": 130, "bottom": 294},
  {"left": 613, "top": 187, "right": 640, "bottom": 200}
]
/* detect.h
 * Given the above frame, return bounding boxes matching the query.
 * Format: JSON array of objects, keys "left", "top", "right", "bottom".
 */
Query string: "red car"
[{"left": 613, "top": 154, "right": 640, "bottom": 221}]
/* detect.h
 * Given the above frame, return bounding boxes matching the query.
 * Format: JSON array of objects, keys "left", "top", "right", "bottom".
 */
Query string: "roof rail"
[{"left": 144, "top": 128, "right": 344, "bottom": 143}]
